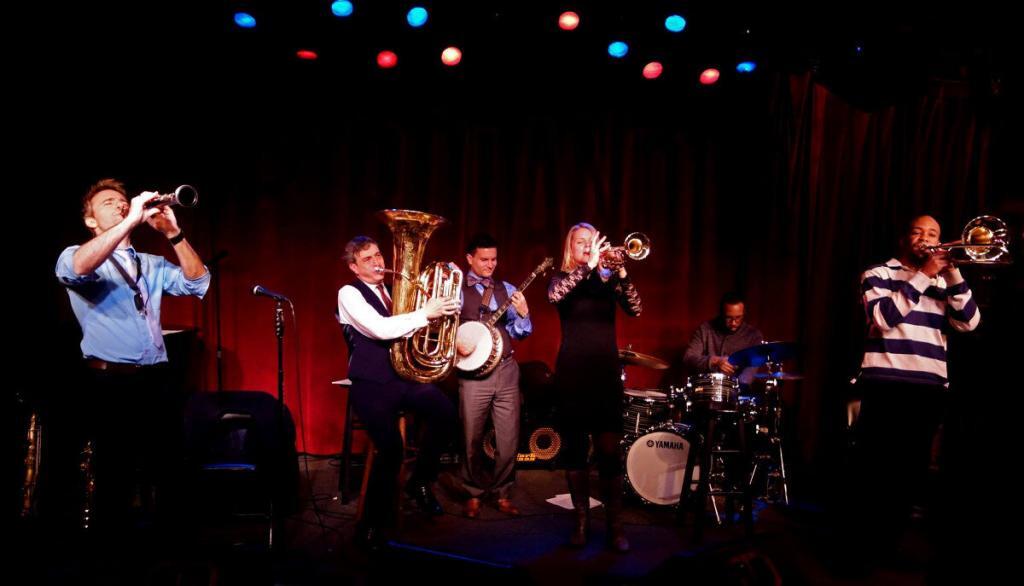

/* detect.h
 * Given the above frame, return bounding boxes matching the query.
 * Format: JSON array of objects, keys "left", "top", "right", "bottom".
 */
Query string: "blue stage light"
[
  {"left": 331, "top": 1, "right": 354, "bottom": 17},
  {"left": 665, "top": 15, "right": 687, "bottom": 33},
  {"left": 608, "top": 41, "right": 629, "bottom": 59},
  {"left": 407, "top": 7, "right": 428, "bottom": 28},
  {"left": 234, "top": 12, "right": 256, "bottom": 29}
]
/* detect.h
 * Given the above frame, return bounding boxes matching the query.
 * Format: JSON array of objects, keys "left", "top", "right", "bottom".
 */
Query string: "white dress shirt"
[{"left": 337, "top": 280, "right": 428, "bottom": 340}]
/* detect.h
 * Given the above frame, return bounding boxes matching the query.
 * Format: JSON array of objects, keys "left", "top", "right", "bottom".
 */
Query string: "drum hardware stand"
[
  {"left": 676, "top": 410, "right": 754, "bottom": 541},
  {"left": 707, "top": 454, "right": 730, "bottom": 525},
  {"left": 620, "top": 344, "right": 632, "bottom": 382},
  {"left": 748, "top": 360, "right": 790, "bottom": 505}
]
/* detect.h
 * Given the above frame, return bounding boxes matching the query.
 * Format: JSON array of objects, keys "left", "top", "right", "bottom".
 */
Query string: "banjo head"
[{"left": 456, "top": 321, "right": 496, "bottom": 371}]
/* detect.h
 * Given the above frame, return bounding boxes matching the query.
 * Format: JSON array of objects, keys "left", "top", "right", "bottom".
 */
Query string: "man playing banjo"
[{"left": 454, "top": 233, "right": 534, "bottom": 518}]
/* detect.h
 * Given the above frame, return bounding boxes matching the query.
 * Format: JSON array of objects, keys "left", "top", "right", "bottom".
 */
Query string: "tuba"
[{"left": 377, "top": 209, "right": 463, "bottom": 383}]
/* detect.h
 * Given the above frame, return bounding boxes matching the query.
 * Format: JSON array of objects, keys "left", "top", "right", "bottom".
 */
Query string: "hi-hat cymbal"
[
  {"left": 728, "top": 341, "right": 799, "bottom": 368},
  {"left": 618, "top": 349, "right": 669, "bottom": 370}
]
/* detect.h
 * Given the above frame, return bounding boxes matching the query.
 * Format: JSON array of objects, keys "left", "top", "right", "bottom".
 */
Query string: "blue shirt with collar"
[
  {"left": 56, "top": 245, "right": 211, "bottom": 365},
  {"left": 464, "top": 270, "right": 533, "bottom": 340}
]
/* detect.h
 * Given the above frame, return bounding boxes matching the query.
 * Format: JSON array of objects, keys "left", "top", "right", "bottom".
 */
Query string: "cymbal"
[
  {"left": 618, "top": 349, "right": 669, "bottom": 370},
  {"left": 754, "top": 372, "right": 805, "bottom": 381},
  {"left": 728, "top": 341, "right": 799, "bottom": 368}
]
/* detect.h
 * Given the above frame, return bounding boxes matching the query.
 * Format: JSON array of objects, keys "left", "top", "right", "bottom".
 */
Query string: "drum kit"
[{"left": 619, "top": 342, "right": 799, "bottom": 513}]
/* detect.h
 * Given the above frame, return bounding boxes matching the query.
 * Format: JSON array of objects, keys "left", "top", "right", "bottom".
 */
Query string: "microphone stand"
[
  {"left": 250, "top": 293, "right": 290, "bottom": 554},
  {"left": 271, "top": 299, "right": 286, "bottom": 554},
  {"left": 274, "top": 299, "right": 286, "bottom": 428}
]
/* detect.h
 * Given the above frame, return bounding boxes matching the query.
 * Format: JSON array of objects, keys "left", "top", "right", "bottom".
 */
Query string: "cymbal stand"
[{"left": 748, "top": 360, "right": 790, "bottom": 505}]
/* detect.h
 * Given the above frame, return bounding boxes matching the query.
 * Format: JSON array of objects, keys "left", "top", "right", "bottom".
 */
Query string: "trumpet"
[
  {"left": 925, "top": 215, "right": 1010, "bottom": 264},
  {"left": 601, "top": 232, "right": 651, "bottom": 270},
  {"left": 144, "top": 185, "right": 199, "bottom": 208}
]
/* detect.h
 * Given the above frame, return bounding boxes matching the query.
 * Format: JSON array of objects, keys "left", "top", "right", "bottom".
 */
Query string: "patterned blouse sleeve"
[
  {"left": 548, "top": 265, "right": 592, "bottom": 303},
  {"left": 615, "top": 276, "right": 642, "bottom": 316}
]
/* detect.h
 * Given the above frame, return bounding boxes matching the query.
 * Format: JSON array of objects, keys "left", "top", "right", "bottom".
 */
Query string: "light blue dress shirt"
[{"left": 56, "top": 245, "right": 210, "bottom": 364}]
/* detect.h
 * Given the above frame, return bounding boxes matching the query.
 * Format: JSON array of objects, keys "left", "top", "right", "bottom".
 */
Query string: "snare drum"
[
  {"left": 624, "top": 422, "right": 701, "bottom": 505},
  {"left": 623, "top": 389, "right": 671, "bottom": 439},
  {"left": 686, "top": 373, "right": 740, "bottom": 411}
]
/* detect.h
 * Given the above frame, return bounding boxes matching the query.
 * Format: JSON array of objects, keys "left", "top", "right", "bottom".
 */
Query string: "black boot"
[
  {"left": 600, "top": 474, "right": 630, "bottom": 553},
  {"left": 406, "top": 481, "right": 444, "bottom": 516},
  {"left": 566, "top": 470, "right": 590, "bottom": 547}
]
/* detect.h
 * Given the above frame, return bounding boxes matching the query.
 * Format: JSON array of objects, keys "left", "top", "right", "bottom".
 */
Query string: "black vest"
[
  {"left": 342, "top": 280, "right": 399, "bottom": 383},
  {"left": 461, "top": 278, "right": 514, "bottom": 360}
]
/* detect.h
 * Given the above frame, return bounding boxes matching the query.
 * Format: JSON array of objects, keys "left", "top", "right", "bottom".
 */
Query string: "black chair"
[{"left": 183, "top": 390, "right": 298, "bottom": 550}]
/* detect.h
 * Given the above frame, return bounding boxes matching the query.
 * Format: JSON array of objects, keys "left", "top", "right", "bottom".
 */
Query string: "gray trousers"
[{"left": 458, "top": 359, "right": 521, "bottom": 499}]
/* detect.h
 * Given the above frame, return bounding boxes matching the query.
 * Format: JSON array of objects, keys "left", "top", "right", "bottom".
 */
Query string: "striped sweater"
[{"left": 859, "top": 258, "right": 980, "bottom": 386}]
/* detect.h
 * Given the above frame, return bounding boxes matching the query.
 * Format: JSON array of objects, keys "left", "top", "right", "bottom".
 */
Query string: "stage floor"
[{"left": 19, "top": 456, "right": 955, "bottom": 585}]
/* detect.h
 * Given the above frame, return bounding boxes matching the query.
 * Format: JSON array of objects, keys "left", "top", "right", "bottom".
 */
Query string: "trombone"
[{"left": 926, "top": 215, "right": 1010, "bottom": 265}]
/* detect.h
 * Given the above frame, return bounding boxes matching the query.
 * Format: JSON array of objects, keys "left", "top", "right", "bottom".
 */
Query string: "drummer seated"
[{"left": 682, "top": 292, "right": 764, "bottom": 383}]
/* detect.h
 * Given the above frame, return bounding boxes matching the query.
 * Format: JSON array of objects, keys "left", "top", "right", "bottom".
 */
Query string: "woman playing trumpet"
[{"left": 548, "top": 222, "right": 642, "bottom": 552}]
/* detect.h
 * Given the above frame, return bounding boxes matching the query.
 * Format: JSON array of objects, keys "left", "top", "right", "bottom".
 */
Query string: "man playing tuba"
[{"left": 337, "top": 235, "right": 460, "bottom": 551}]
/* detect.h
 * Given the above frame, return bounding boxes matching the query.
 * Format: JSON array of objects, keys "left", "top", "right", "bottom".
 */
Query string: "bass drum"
[{"left": 624, "top": 422, "right": 701, "bottom": 506}]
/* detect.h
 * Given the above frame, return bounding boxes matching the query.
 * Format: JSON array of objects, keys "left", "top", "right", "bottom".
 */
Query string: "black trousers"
[
  {"left": 348, "top": 378, "right": 456, "bottom": 526},
  {"left": 43, "top": 363, "right": 184, "bottom": 536},
  {"left": 852, "top": 378, "right": 946, "bottom": 554}
]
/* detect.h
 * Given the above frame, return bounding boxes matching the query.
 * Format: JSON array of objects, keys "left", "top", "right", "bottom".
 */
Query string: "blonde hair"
[{"left": 561, "top": 222, "right": 596, "bottom": 272}]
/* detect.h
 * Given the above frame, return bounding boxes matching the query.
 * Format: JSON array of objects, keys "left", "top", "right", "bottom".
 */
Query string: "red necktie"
[{"left": 377, "top": 283, "right": 393, "bottom": 314}]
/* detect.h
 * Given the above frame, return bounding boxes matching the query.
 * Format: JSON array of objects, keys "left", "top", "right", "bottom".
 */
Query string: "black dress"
[{"left": 548, "top": 265, "right": 642, "bottom": 443}]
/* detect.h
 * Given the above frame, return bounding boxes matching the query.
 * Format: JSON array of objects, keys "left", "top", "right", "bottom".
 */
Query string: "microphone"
[{"left": 252, "top": 285, "right": 290, "bottom": 302}]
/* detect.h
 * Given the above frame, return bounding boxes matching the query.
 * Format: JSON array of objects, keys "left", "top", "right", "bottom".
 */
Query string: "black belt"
[{"left": 85, "top": 359, "right": 158, "bottom": 374}]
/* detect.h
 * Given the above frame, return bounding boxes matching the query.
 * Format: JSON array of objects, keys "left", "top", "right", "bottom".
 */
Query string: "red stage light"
[
  {"left": 296, "top": 50, "right": 319, "bottom": 61},
  {"left": 699, "top": 68, "right": 720, "bottom": 85},
  {"left": 643, "top": 62, "right": 663, "bottom": 79},
  {"left": 377, "top": 50, "right": 398, "bottom": 69},
  {"left": 559, "top": 12, "right": 580, "bottom": 31}
]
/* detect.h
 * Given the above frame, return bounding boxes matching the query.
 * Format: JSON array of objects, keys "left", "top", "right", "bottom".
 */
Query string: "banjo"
[{"left": 455, "top": 257, "right": 554, "bottom": 377}]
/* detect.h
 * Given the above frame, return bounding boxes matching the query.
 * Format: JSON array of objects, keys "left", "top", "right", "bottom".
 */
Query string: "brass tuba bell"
[{"left": 377, "top": 209, "right": 463, "bottom": 383}]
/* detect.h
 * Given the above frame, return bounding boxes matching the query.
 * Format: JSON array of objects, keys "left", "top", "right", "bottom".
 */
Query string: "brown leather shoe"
[
  {"left": 496, "top": 498, "right": 520, "bottom": 516},
  {"left": 464, "top": 497, "right": 482, "bottom": 519}
]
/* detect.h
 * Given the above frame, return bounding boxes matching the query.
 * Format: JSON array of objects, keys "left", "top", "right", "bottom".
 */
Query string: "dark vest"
[
  {"left": 342, "top": 280, "right": 399, "bottom": 384},
  {"left": 461, "top": 279, "right": 514, "bottom": 359}
]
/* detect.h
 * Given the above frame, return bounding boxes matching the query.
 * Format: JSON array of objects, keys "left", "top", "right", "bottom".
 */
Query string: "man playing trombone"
[{"left": 852, "top": 214, "right": 980, "bottom": 567}]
